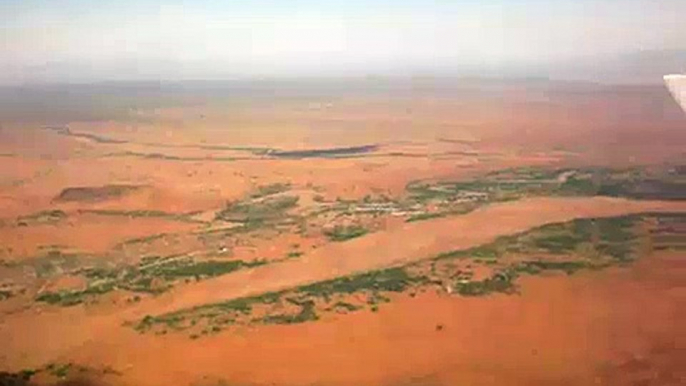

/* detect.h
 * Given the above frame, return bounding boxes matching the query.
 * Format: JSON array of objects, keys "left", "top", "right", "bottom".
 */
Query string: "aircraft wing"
[{"left": 664, "top": 74, "right": 686, "bottom": 113}]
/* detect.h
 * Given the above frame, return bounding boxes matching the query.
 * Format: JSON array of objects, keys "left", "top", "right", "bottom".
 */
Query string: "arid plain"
[{"left": 0, "top": 79, "right": 684, "bottom": 386}]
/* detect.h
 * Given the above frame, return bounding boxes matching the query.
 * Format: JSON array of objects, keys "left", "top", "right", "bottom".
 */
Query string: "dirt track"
[{"left": 127, "top": 196, "right": 686, "bottom": 318}]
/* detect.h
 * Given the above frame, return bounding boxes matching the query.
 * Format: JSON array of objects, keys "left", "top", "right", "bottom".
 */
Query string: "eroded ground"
[{"left": 0, "top": 80, "right": 684, "bottom": 386}]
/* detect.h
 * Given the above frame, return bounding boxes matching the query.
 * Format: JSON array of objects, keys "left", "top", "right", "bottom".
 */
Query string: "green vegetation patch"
[
  {"left": 405, "top": 212, "right": 446, "bottom": 222},
  {"left": 455, "top": 271, "right": 516, "bottom": 296},
  {"left": 323, "top": 224, "right": 368, "bottom": 241},
  {"left": 405, "top": 206, "right": 477, "bottom": 223},
  {"left": 137, "top": 258, "right": 264, "bottom": 280},
  {"left": 514, "top": 260, "right": 597, "bottom": 275},
  {"left": 0, "top": 290, "right": 12, "bottom": 300},
  {"left": 36, "top": 281, "right": 116, "bottom": 306},
  {"left": 79, "top": 209, "right": 200, "bottom": 223},
  {"left": 46, "top": 363, "right": 72, "bottom": 379},
  {"left": 1, "top": 362, "right": 106, "bottom": 385},
  {"left": 250, "top": 183, "right": 291, "bottom": 198},
  {"left": 452, "top": 216, "right": 643, "bottom": 262},
  {"left": 134, "top": 290, "right": 284, "bottom": 332},
  {"left": 0, "top": 370, "right": 35, "bottom": 385},
  {"left": 270, "top": 145, "right": 378, "bottom": 159},
  {"left": 649, "top": 213, "right": 686, "bottom": 251},
  {"left": 533, "top": 233, "right": 585, "bottom": 253},
  {"left": 215, "top": 195, "right": 299, "bottom": 224},
  {"left": 16, "top": 210, "right": 67, "bottom": 225},
  {"left": 132, "top": 213, "right": 673, "bottom": 336},
  {"left": 258, "top": 299, "right": 319, "bottom": 325},
  {"left": 36, "top": 257, "right": 266, "bottom": 307},
  {"left": 298, "top": 267, "right": 422, "bottom": 297},
  {"left": 117, "top": 233, "right": 168, "bottom": 247},
  {"left": 405, "top": 166, "right": 682, "bottom": 221},
  {"left": 332, "top": 301, "right": 363, "bottom": 312},
  {"left": 28, "top": 250, "right": 84, "bottom": 278},
  {"left": 433, "top": 233, "right": 519, "bottom": 261},
  {"left": 54, "top": 184, "right": 141, "bottom": 203},
  {"left": 134, "top": 268, "right": 425, "bottom": 334}
]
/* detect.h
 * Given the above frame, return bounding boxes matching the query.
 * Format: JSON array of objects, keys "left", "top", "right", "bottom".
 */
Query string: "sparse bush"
[
  {"left": 215, "top": 195, "right": 299, "bottom": 223},
  {"left": 323, "top": 224, "right": 368, "bottom": 241},
  {"left": 0, "top": 290, "right": 12, "bottom": 300},
  {"left": 456, "top": 272, "right": 515, "bottom": 296},
  {"left": 260, "top": 300, "right": 318, "bottom": 324},
  {"left": 251, "top": 183, "right": 291, "bottom": 198},
  {"left": 333, "top": 301, "right": 361, "bottom": 312}
]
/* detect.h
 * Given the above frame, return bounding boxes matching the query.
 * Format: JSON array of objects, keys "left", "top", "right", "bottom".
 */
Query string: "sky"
[{"left": 1, "top": 0, "right": 685, "bottom": 84}]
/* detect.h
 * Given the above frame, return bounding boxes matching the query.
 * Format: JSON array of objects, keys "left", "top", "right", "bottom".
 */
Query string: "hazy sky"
[{"left": 1, "top": 0, "right": 685, "bottom": 84}]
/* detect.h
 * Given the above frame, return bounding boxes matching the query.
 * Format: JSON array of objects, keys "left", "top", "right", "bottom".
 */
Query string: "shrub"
[{"left": 324, "top": 224, "right": 368, "bottom": 241}]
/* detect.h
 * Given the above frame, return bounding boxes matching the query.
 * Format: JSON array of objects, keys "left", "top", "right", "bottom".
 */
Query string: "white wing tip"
[{"left": 664, "top": 74, "right": 686, "bottom": 80}]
